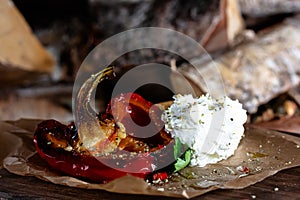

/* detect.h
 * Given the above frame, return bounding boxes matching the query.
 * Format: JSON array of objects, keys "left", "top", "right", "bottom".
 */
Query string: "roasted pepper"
[{"left": 34, "top": 92, "right": 173, "bottom": 183}]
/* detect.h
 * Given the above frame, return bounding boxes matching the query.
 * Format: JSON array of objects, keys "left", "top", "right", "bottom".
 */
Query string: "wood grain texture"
[
  {"left": 177, "top": 17, "right": 300, "bottom": 114},
  {"left": 0, "top": 167, "right": 299, "bottom": 200}
]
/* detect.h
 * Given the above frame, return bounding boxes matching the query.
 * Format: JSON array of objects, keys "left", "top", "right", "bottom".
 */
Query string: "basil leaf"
[
  {"left": 174, "top": 137, "right": 182, "bottom": 160},
  {"left": 174, "top": 149, "right": 191, "bottom": 172}
]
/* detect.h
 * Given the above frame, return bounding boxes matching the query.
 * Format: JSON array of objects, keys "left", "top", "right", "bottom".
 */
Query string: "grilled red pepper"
[
  {"left": 152, "top": 172, "right": 168, "bottom": 181},
  {"left": 34, "top": 93, "right": 172, "bottom": 183}
]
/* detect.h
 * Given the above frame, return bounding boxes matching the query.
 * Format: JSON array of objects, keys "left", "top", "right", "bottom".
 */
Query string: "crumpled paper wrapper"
[
  {"left": 2, "top": 119, "right": 300, "bottom": 199},
  {"left": 251, "top": 116, "right": 300, "bottom": 136}
]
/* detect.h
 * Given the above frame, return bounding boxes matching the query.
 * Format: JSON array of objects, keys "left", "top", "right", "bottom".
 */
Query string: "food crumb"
[
  {"left": 251, "top": 194, "right": 256, "bottom": 199},
  {"left": 157, "top": 188, "right": 164, "bottom": 192},
  {"left": 296, "top": 145, "right": 300, "bottom": 149},
  {"left": 274, "top": 187, "right": 279, "bottom": 192},
  {"left": 285, "top": 161, "right": 292, "bottom": 165}
]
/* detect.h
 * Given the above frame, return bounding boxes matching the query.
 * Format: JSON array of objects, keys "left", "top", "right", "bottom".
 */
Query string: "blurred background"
[{"left": 1, "top": 0, "right": 300, "bottom": 131}]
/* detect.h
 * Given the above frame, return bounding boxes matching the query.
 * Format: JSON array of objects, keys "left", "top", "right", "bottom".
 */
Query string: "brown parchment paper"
[
  {"left": 2, "top": 119, "right": 300, "bottom": 199},
  {"left": 0, "top": 122, "right": 22, "bottom": 169}
]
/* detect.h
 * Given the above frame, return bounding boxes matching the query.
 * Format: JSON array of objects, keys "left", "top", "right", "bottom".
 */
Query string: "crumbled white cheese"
[{"left": 162, "top": 94, "right": 247, "bottom": 167}]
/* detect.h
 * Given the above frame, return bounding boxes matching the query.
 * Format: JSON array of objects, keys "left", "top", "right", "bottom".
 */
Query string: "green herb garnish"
[
  {"left": 174, "top": 138, "right": 192, "bottom": 172},
  {"left": 174, "top": 149, "right": 191, "bottom": 172},
  {"left": 174, "top": 137, "right": 182, "bottom": 160}
]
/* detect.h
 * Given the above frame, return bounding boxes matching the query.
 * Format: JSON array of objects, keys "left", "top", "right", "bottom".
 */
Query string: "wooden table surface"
[{"left": 0, "top": 166, "right": 299, "bottom": 200}]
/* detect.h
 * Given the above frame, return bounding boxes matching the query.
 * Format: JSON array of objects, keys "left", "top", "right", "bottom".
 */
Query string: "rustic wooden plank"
[
  {"left": 0, "top": 167, "right": 299, "bottom": 199},
  {"left": 239, "top": 0, "right": 300, "bottom": 17}
]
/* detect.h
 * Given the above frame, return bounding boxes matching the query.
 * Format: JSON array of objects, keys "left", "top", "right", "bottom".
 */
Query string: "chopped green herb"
[
  {"left": 208, "top": 105, "right": 215, "bottom": 110},
  {"left": 198, "top": 119, "right": 204, "bottom": 124}
]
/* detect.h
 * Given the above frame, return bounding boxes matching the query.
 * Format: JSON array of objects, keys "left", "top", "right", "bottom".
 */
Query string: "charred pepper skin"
[
  {"left": 34, "top": 120, "right": 152, "bottom": 183},
  {"left": 33, "top": 93, "right": 173, "bottom": 183}
]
